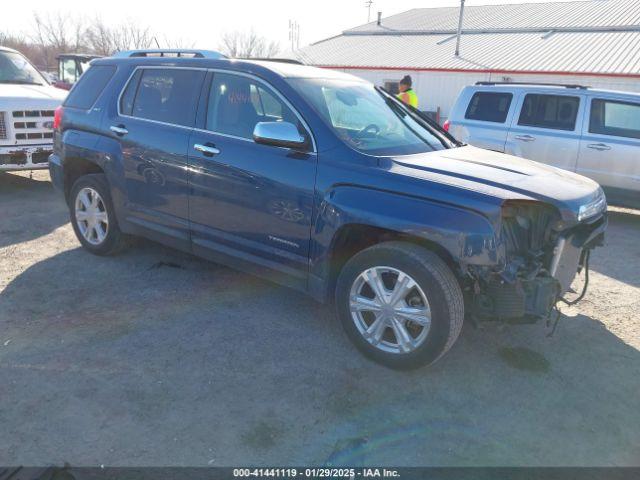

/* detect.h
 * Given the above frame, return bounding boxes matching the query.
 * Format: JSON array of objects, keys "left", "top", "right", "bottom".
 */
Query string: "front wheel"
[{"left": 335, "top": 242, "right": 464, "bottom": 369}]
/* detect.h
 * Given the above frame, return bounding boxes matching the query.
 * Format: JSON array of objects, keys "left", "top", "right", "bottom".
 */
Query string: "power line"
[{"left": 365, "top": 0, "right": 374, "bottom": 23}]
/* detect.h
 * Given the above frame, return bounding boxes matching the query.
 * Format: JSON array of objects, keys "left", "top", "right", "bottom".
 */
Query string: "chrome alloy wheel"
[
  {"left": 349, "top": 266, "right": 432, "bottom": 354},
  {"left": 74, "top": 187, "right": 109, "bottom": 245}
]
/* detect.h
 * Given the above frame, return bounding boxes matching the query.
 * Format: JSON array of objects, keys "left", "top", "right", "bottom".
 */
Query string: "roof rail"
[
  {"left": 475, "top": 81, "right": 589, "bottom": 89},
  {"left": 238, "top": 58, "right": 304, "bottom": 65},
  {"left": 113, "top": 49, "right": 226, "bottom": 59}
]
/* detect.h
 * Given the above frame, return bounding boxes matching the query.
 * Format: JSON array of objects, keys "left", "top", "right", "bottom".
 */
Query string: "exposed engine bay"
[{"left": 467, "top": 200, "right": 607, "bottom": 324}]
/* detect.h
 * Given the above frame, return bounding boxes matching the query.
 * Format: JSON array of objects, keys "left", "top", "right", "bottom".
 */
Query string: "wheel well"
[
  {"left": 327, "top": 224, "right": 461, "bottom": 295},
  {"left": 63, "top": 158, "right": 104, "bottom": 202}
]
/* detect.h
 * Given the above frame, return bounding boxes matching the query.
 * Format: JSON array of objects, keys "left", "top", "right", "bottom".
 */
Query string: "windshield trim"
[{"left": 375, "top": 86, "right": 463, "bottom": 149}]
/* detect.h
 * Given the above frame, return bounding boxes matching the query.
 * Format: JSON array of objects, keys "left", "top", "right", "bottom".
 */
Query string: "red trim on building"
[{"left": 317, "top": 65, "right": 640, "bottom": 79}]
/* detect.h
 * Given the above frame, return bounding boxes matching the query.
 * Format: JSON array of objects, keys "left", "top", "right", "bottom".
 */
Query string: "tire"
[
  {"left": 69, "top": 173, "right": 129, "bottom": 256},
  {"left": 335, "top": 241, "right": 464, "bottom": 369}
]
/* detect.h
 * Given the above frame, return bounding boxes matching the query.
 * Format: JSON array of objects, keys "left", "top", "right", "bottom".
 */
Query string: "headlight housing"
[{"left": 578, "top": 189, "right": 607, "bottom": 222}]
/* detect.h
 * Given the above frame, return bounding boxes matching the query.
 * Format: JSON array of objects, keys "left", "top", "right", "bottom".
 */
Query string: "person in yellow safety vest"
[{"left": 396, "top": 75, "right": 418, "bottom": 109}]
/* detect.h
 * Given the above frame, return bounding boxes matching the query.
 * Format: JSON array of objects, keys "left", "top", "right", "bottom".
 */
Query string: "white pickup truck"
[{"left": 0, "top": 46, "right": 67, "bottom": 171}]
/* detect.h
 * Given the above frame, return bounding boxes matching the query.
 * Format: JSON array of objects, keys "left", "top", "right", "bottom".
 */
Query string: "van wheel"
[
  {"left": 335, "top": 242, "right": 464, "bottom": 369},
  {"left": 69, "top": 174, "right": 128, "bottom": 255}
]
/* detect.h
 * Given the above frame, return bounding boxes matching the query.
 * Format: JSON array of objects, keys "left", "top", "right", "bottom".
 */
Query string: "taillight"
[
  {"left": 443, "top": 119, "right": 451, "bottom": 132},
  {"left": 53, "top": 105, "right": 64, "bottom": 130}
]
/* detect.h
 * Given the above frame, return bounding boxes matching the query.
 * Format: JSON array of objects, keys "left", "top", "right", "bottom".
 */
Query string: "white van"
[
  {"left": 446, "top": 82, "right": 640, "bottom": 208},
  {"left": 0, "top": 46, "right": 67, "bottom": 171}
]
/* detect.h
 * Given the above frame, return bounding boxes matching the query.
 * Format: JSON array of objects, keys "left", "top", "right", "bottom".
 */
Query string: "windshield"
[
  {"left": 289, "top": 78, "right": 450, "bottom": 156},
  {"left": 0, "top": 51, "right": 47, "bottom": 85}
]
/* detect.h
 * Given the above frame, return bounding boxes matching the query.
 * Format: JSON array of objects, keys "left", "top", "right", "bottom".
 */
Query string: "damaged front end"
[{"left": 469, "top": 197, "right": 607, "bottom": 324}]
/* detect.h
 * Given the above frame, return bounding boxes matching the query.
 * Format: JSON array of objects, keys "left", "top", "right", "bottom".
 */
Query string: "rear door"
[
  {"left": 577, "top": 95, "right": 640, "bottom": 203},
  {"left": 109, "top": 66, "right": 205, "bottom": 247},
  {"left": 451, "top": 90, "right": 515, "bottom": 151},
  {"left": 187, "top": 71, "right": 317, "bottom": 286},
  {"left": 505, "top": 92, "right": 584, "bottom": 171}
]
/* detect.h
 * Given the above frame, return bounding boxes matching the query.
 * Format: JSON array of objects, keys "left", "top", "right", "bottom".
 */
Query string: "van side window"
[
  {"left": 465, "top": 92, "right": 512, "bottom": 123},
  {"left": 127, "top": 68, "right": 205, "bottom": 127},
  {"left": 64, "top": 65, "right": 116, "bottom": 110},
  {"left": 206, "top": 72, "right": 302, "bottom": 140},
  {"left": 518, "top": 94, "right": 579, "bottom": 131},
  {"left": 589, "top": 99, "right": 640, "bottom": 140}
]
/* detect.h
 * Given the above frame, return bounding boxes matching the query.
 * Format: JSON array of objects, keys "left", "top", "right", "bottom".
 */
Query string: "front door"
[
  {"left": 108, "top": 67, "right": 205, "bottom": 246},
  {"left": 578, "top": 96, "right": 640, "bottom": 205},
  {"left": 505, "top": 92, "right": 584, "bottom": 172},
  {"left": 188, "top": 71, "right": 317, "bottom": 286}
]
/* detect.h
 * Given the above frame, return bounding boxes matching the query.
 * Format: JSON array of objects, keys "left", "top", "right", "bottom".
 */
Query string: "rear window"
[
  {"left": 589, "top": 98, "right": 640, "bottom": 140},
  {"left": 518, "top": 94, "right": 579, "bottom": 131},
  {"left": 64, "top": 65, "right": 116, "bottom": 110},
  {"left": 123, "top": 68, "right": 205, "bottom": 127},
  {"left": 465, "top": 92, "right": 513, "bottom": 123}
]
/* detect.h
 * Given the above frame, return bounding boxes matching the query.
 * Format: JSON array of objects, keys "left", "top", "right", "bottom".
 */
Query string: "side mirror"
[{"left": 253, "top": 122, "right": 308, "bottom": 150}]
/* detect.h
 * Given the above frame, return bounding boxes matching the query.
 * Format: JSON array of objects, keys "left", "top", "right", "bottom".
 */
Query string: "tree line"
[{"left": 1, "top": 13, "right": 281, "bottom": 72}]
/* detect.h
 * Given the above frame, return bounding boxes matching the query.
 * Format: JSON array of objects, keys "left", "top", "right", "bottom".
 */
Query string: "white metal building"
[{"left": 292, "top": 0, "right": 640, "bottom": 121}]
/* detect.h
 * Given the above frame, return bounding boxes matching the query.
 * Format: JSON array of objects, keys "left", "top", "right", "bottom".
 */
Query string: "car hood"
[
  {"left": 389, "top": 145, "right": 602, "bottom": 215},
  {"left": 0, "top": 84, "right": 67, "bottom": 109}
]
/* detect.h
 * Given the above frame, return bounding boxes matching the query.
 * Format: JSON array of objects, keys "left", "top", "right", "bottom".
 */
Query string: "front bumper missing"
[
  {"left": 472, "top": 212, "right": 607, "bottom": 323},
  {"left": 550, "top": 214, "right": 607, "bottom": 294},
  {"left": 0, "top": 145, "right": 53, "bottom": 171}
]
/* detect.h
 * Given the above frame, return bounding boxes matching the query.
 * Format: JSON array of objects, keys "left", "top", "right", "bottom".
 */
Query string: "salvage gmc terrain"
[{"left": 49, "top": 50, "right": 607, "bottom": 369}]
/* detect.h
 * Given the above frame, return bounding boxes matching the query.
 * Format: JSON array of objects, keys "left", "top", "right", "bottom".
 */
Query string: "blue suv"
[{"left": 49, "top": 50, "right": 607, "bottom": 369}]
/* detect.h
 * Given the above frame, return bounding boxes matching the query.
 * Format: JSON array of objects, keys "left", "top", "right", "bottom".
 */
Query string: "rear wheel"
[
  {"left": 69, "top": 174, "right": 128, "bottom": 255},
  {"left": 336, "top": 242, "right": 464, "bottom": 369}
]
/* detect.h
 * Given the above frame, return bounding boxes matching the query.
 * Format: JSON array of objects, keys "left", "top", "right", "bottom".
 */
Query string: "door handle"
[
  {"left": 110, "top": 125, "right": 128, "bottom": 136},
  {"left": 587, "top": 143, "right": 611, "bottom": 151},
  {"left": 514, "top": 134, "right": 535, "bottom": 142},
  {"left": 194, "top": 143, "right": 221, "bottom": 157}
]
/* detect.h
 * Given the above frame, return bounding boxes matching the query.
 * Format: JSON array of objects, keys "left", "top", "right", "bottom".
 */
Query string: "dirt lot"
[{"left": 0, "top": 170, "right": 639, "bottom": 467}]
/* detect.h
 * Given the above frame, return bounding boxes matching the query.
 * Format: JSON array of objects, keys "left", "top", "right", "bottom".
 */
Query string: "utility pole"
[
  {"left": 289, "top": 20, "right": 300, "bottom": 51},
  {"left": 455, "top": 0, "right": 466, "bottom": 57},
  {"left": 365, "top": 0, "right": 374, "bottom": 23}
]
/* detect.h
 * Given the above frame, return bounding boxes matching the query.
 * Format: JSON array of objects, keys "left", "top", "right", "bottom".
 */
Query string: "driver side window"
[{"left": 206, "top": 73, "right": 302, "bottom": 140}]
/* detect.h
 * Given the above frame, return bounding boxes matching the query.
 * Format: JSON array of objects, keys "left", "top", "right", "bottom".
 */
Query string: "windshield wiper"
[
  {"left": 0, "top": 80, "right": 43, "bottom": 85},
  {"left": 375, "top": 86, "right": 463, "bottom": 148}
]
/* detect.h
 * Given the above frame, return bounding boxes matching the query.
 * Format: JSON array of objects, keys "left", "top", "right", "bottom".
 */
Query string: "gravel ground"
[{"left": 0, "top": 170, "right": 638, "bottom": 467}]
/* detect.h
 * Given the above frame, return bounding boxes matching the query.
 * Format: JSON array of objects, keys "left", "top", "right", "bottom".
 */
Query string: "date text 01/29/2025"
[{"left": 232, "top": 468, "right": 401, "bottom": 478}]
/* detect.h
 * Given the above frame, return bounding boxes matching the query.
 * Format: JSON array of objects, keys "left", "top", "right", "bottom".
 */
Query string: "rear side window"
[
  {"left": 518, "top": 94, "right": 579, "bottom": 131},
  {"left": 465, "top": 92, "right": 512, "bottom": 123},
  {"left": 64, "top": 65, "right": 116, "bottom": 109},
  {"left": 589, "top": 99, "right": 640, "bottom": 140},
  {"left": 124, "top": 68, "right": 205, "bottom": 127}
]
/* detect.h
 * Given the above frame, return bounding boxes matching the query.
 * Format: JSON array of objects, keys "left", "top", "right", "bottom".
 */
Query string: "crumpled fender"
[{"left": 308, "top": 185, "right": 501, "bottom": 298}]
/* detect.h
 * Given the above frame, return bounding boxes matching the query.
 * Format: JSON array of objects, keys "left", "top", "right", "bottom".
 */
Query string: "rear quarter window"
[
  {"left": 589, "top": 98, "right": 640, "bottom": 140},
  {"left": 465, "top": 92, "right": 513, "bottom": 123},
  {"left": 64, "top": 65, "right": 116, "bottom": 110}
]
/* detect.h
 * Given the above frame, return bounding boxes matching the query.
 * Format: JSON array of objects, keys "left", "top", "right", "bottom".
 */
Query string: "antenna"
[
  {"left": 288, "top": 20, "right": 300, "bottom": 51},
  {"left": 365, "top": 0, "right": 374, "bottom": 23}
]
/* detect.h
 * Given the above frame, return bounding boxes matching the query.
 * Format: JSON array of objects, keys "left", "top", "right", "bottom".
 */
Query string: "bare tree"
[
  {"left": 5, "top": 12, "right": 204, "bottom": 70},
  {"left": 85, "top": 18, "right": 154, "bottom": 56},
  {"left": 219, "top": 30, "right": 280, "bottom": 58},
  {"left": 32, "top": 13, "right": 86, "bottom": 70}
]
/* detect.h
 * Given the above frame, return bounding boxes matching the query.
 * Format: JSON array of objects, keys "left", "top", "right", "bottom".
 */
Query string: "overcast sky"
[{"left": 4, "top": 0, "right": 580, "bottom": 51}]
